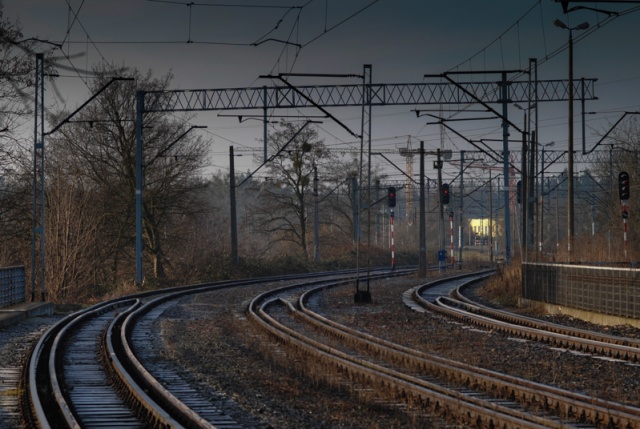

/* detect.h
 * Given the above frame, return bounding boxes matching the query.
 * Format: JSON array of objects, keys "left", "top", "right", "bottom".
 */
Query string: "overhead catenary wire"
[{"left": 145, "top": 0, "right": 302, "bottom": 9}]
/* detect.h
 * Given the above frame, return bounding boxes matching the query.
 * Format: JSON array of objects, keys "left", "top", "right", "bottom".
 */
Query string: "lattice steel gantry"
[{"left": 134, "top": 68, "right": 597, "bottom": 282}]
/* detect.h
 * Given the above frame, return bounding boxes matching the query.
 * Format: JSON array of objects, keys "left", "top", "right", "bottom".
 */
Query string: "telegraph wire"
[
  {"left": 538, "top": 0, "right": 549, "bottom": 58},
  {"left": 59, "top": 39, "right": 252, "bottom": 46},
  {"left": 61, "top": 0, "right": 109, "bottom": 65},
  {"left": 252, "top": 7, "right": 299, "bottom": 46},
  {"left": 265, "top": 9, "right": 303, "bottom": 76},
  {"left": 517, "top": 22, "right": 522, "bottom": 70},
  {"left": 145, "top": 0, "right": 302, "bottom": 9},
  {"left": 449, "top": 1, "right": 541, "bottom": 73},
  {"left": 421, "top": 3, "right": 640, "bottom": 154},
  {"left": 301, "top": 0, "right": 382, "bottom": 48},
  {"left": 61, "top": 0, "right": 86, "bottom": 48}
]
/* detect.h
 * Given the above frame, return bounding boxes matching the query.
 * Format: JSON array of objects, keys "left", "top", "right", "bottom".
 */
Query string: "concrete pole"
[
  {"left": 418, "top": 141, "right": 426, "bottom": 276},
  {"left": 230, "top": 146, "right": 239, "bottom": 266}
]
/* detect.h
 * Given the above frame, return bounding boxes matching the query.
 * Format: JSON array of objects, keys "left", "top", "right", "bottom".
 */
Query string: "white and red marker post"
[
  {"left": 390, "top": 209, "right": 395, "bottom": 270},
  {"left": 387, "top": 186, "right": 396, "bottom": 270},
  {"left": 618, "top": 171, "right": 630, "bottom": 261},
  {"left": 449, "top": 211, "right": 455, "bottom": 267},
  {"left": 623, "top": 202, "right": 628, "bottom": 259}
]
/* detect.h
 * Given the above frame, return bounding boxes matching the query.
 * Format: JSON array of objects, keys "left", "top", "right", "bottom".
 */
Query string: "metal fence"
[
  {"left": 522, "top": 263, "right": 640, "bottom": 319},
  {"left": 0, "top": 266, "right": 26, "bottom": 308}
]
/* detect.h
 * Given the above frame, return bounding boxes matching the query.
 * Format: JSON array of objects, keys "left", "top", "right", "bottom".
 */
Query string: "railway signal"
[
  {"left": 619, "top": 171, "right": 630, "bottom": 201},
  {"left": 618, "top": 171, "right": 631, "bottom": 258},
  {"left": 387, "top": 187, "right": 396, "bottom": 207},
  {"left": 441, "top": 183, "right": 450, "bottom": 205}
]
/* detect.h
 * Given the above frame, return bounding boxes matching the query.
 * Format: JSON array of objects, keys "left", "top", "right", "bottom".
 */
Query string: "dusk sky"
[{"left": 5, "top": 0, "right": 640, "bottom": 180}]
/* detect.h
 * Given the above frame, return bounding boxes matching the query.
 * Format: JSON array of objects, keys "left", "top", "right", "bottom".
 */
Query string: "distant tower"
[{"left": 398, "top": 137, "right": 414, "bottom": 220}]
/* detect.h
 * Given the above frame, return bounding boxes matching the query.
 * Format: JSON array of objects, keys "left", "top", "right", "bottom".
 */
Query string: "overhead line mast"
[{"left": 135, "top": 68, "right": 597, "bottom": 282}]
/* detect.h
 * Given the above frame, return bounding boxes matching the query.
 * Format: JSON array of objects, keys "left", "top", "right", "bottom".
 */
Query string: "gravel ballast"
[
  {"left": 3, "top": 274, "right": 640, "bottom": 428},
  {"left": 158, "top": 276, "right": 640, "bottom": 428}
]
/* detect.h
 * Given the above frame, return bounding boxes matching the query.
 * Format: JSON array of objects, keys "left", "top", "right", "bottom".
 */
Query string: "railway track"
[
  {"left": 411, "top": 274, "right": 640, "bottom": 362},
  {"left": 249, "top": 271, "right": 640, "bottom": 428},
  {"left": 22, "top": 268, "right": 406, "bottom": 428}
]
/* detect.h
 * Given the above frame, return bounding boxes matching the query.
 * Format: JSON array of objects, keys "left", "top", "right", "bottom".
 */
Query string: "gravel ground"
[
  {"left": 0, "top": 315, "right": 64, "bottom": 429},
  {"left": 4, "top": 273, "right": 640, "bottom": 429},
  {"left": 157, "top": 275, "right": 640, "bottom": 429}
]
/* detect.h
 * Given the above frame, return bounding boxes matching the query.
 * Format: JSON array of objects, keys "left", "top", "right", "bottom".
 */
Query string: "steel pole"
[
  {"left": 568, "top": 28, "right": 575, "bottom": 261},
  {"left": 458, "top": 151, "right": 464, "bottom": 268},
  {"left": 489, "top": 170, "right": 494, "bottom": 264},
  {"left": 135, "top": 91, "right": 144, "bottom": 284},
  {"left": 437, "top": 149, "right": 444, "bottom": 270},
  {"left": 418, "top": 141, "right": 426, "bottom": 276},
  {"left": 501, "top": 73, "right": 512, "bottom": 264},
  {"left": 313, "top": 165, "right": 320, "bottom": 262},
  {"left": 540, "top": 146, "right": 545, "bottom": 255}
]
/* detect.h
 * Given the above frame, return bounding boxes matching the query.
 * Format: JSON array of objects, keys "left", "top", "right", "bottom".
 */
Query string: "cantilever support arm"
[
  {"left": 585, "top": 111, "right": 640, "bottom": 154},
  {"left": 237, "top": 119, "right": 318, "bottom": 188},
  {"left": 262, "top": 74, "right": 361, "bottom": 139},
  {"left": 45, "top": 77, "right": 134, "bottom": 136},
  {"left": 145, "top": 125, "right": 207, "bottom": 168},
  {"left": 374, "top": 153, "right": 419, "bottom": 185},
  {"left": 440, "top": 74, "right": 523, "bottom": 133}
]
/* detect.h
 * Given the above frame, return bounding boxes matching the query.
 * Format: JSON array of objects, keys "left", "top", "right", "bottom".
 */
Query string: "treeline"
[{"left": 0, "top": 57, "right": 411, "bottom": 302}]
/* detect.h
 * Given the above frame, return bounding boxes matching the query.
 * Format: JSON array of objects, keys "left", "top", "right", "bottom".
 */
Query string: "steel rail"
[
  {"left": 453, "top": 284, "right": 640, "bottom": 349},
  {"left": 248, "top": 272, "right": 572, "bottom": 429},
  {"left": 430, "top": 295, "right": 640, "bottom": 362},
  {"left": 414, "top": 273, "right": 640, "bottom": 362},
  {"left": 294, "top": 272, "right": 640, "bottom": 428},
  {"left": 26, "top": 299, "right": 136, "bottom": 429},
  {"left": 109, "top": 268, "right": 411, "bottom": 427},
  {"left": 25, "top": 268, "right": 401, "bottom": 428},
  {"left": 106, "top": 299, "right": 192, "bottom": 428},
  {"left": 257, "top": 301, "right": 559, "bottom": 428}
]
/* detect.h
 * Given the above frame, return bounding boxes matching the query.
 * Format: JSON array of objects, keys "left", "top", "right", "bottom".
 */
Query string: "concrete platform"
[{"left": 0, "top": 302, "right": 55, "bottom": 328}]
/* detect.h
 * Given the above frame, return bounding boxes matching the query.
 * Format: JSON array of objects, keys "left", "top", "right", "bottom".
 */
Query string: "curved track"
[
  {"left": 248, "top": 271, "right": 640, "bottom": 428},
  {"left": 412, "top": 275, "right": 640, "bottom": 362},
  {"left": 23, "top": 268, "right": 405, "bottom": 428}
]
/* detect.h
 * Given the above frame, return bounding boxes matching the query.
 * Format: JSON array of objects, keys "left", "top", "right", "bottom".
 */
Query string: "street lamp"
[{"left": 554, "top": 18, "right": 589, "bottom": 261}]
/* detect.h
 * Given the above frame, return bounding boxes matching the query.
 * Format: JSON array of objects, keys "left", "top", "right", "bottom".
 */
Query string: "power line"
[
  {"left": 54, "top": 39, "right": 252, "bottom": 46},
  {"left": 62, "top": 0, "right": 109, "bottom": 64},
  {"left": 145, "top": 0, "right": 302, "bottom": 9},
  {"left": 449, "top": 1, "right": 541, "bottom": 72},
  {"left": 301, "top": 0, "right": 382, "bottom": 48}
]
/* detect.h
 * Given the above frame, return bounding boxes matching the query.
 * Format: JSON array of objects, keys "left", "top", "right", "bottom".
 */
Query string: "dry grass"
[{"left": 476, "top": 264, "right": 522, "bottom": 307}]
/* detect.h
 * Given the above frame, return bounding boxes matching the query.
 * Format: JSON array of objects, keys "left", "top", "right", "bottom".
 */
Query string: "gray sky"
[{"left": 5, "top": 0, "right": 640, "bottom": 179}]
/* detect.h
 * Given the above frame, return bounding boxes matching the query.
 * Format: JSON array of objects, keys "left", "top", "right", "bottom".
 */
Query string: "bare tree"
[
  {"left": 0, "top": 2, "right": 45, "bottom": 131},
  {"left": 48, "top": 64, "right": 210, "bottom": 285},
  {"left": 44, "top": 161, "right": 101, "bottom": 302},
  {"left": 254, "top": 121, "right": 334, "bottom": 258},
  {"left": 0, "top": 4, "right": 54, "bottom": 267},
  {"left": 589, "top": 117, "right": 640, "bottom": 260}
]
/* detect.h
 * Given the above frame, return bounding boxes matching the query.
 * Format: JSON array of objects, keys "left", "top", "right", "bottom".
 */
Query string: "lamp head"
[
  {"left": 553, "top": 19, "right": 568, "bottom": 29},
  {"left": 576, "top": 21, "right": 590, "bottom": 30}
]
